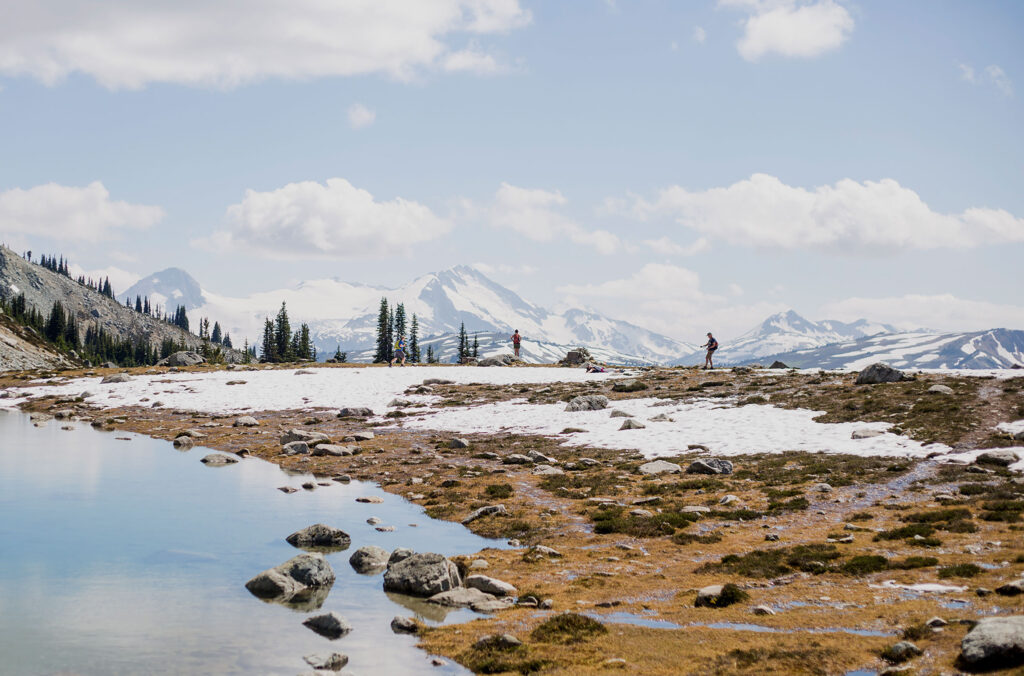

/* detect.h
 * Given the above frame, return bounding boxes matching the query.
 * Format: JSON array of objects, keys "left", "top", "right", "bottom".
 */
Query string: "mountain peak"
[{"left": 121, "top": 267, "right": 205, "bottom": 311}]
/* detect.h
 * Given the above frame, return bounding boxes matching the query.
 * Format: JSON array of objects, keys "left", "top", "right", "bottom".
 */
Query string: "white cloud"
[
  {"left": 0, "top": 182, "right": 164, "bottom": 242},
  {"left": 694, "top": 26, "right": 707, "bottom": 44},
  {"left": 442, "top": 43, "right": 503, "bottom": 74},
  {"left": 721, "top": 0, "right": 854, "bottom": 61},
  {"left": 482, "top": 183, "right": 623, "bottom": 254},
  {"left": 642, "top": 236, "right": 710, "bottom": 256},
  {"left": 821, "top": 294, "right": 1024, "bottom": 333},
  {"left": 347, "top": 103, "right": 376, "bottom": 129},
  {"left": 558, "top": 263, "right": 786, "bottom": 339},
  {"left": 198, "top": 178, "right": 452, "bottom": 259},
  {"left": 67, "top": 263, "right": 140, "bottom": 296},
  {"left": 629, "top": 173, "right": 1024, "bottom": 251},
  {"left": 472, "top": 262, "right": 538, "bottom": 276},
  {"left": 0, "top": 0, "right": 531, "bottom": 89},
  {"left": 958, "top": 62, "right": 1013, "bottom": 97},
  {"left": 985, "top": 65, "right": 1013, "bottom": 97}
]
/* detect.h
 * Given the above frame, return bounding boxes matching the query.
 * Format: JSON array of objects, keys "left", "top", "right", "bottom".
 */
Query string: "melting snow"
[{"left": 871, "top": 580, "right": 967, "bottom": 594}]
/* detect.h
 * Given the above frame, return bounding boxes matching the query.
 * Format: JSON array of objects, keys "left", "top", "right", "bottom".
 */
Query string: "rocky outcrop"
[
  {"left": 565, "top": 395, "right": 609, "bottom": 412},
  {"left": 156, "top": 351, "right": 205, "bottom": 367},
  {"left": 960, "top": 616, "right": 1024, "bottom": 668},
  {"left": 855, "top": 363, "right": 908, "bottom": 385},
  {"left": 686, "top": 458, "right": 734, "bottom": 475},
  {"left": 382, "top": 552, "right": 461, "bottom": 597}
]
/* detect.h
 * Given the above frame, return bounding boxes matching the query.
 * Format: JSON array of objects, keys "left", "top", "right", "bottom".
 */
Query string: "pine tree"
[
  {"left": 472, "top": 333, "right": 479, "bottom": 358},
  {"left": 274, "top": 302, "right": 292, "bottom": 361},
  {"left": 143, "top": 297, "right": 150, "bottom": 315},
  {"left": 426, "top": 344, "right": 435, "bottom": 363},
  {"left": 45, "top": 301, "right": 67, "bottom": 343},
  {"left": 211, "top": 321, "right": 222, "bottom": 344},
  {"left": 395, "top": 303, "right": 406, "bottom": 341},
  {"left": 458, "top": 322, "right": 468, "bottom": 362},
  {"left": 386, "top": 307, "right": 395, "bottom": 362},
  {"left": 260, "top": 318, "right": 276, "bottom": 362},
  {"left": 242, "top": 338, "right": 252, "bottom": 364},
  {"left": 222, "top": 333, "right": 232, "bottom": 349},
  {"left": 298, "top": 323, "right": 311, "bottom": 361},
  {"left": 374, "top": 297, "right": 389, "bottom": 363},
  {"left": 135, "top": 295, "right": 143, "bottom": 313},
  {"left": 410, "top": 314, "right": 420, "bottom": 362}
]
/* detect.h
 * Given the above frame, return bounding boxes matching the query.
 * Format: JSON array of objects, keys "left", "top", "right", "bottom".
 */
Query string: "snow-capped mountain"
[
  {"left": 120, "top": 268, "right": 206, "bottom": 311},
  {"left": 675, "top": 310, "right": 897, "bottom": 365},
  {"left": 746, "top": 328, "right": 1024, "bottom": 370},
  {"left": 123, "top": 265, "right": 697, "bottom": 364}
]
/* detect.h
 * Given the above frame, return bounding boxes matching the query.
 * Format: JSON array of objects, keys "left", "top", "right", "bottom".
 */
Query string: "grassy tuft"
[{"left": 530, "top": 613, "right": 607, "bottom": 644}]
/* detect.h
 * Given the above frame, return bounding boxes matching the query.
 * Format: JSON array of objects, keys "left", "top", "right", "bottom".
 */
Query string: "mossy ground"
[{"left": 7, "top": 362, "right": 1024, "bottom": 674}]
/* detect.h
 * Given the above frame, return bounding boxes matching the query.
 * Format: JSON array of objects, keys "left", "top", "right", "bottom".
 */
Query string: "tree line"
[{"left": 259, "top": 302, "right": 314, "bottom": 363}]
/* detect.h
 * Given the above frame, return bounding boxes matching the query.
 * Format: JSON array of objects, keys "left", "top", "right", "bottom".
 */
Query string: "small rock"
[
  {"left": 349, "top": 546, "right": 390, "bottom": 574},
  {"left": 282, "top": 441, "right": 309, "bottom": 455},
  {"left": 449, "top": 438, "right": 470, "bottom": 449},
  {"left": 172, "top": 436, "right": 194, "bottom": 449},
  {"left": 302, "top": 612, "right": 352, "bottom": 639},
  {"left": 619, "top": 418, "right": 645, "bottom": 430},
  {"left": 718, "top": 494, "right": 740, "bottom": 505},
  {"left": 533, "top": 464, "right": 564, "bottom": 476},
  {"left": 609, "top": 409, "right": 632, "bottom": 418},
  {"left": 852, "top": 429, "right": 884, "bottom": 440},
  {"left": 474, "top": 634, "right": 521, "bottom": 649},
  {"left": 200, "top": 453, "right": 238, "bottom": 466},
  {"left": 630, "top": 509, "right": 654, "bottom": 517},
  {"left": 855, "top": 363, "right": 907, "bottom": 385},
  {"left": 391, "top": 616, "right": 419, "bottom": 634},
  {"left": 752, "top": 605, "right": 776, "bottom": 616},
  {"left": 996, "top": 580, "right": 1024, "bottom": 596},
  {"left": 503, "top": 453, "right": 533, "bottom": 465},
  {"left": 540, "top": 598, "right": 554, "bottom": 609},
  {"left": 462, "top": 504, "right": 507, "bottom": 524},
  {"left": 638, "top": 460, "right": 681, "bottom": 475},
  {"left": 100, "top": 374, "right": 131, "bottom": 384},
  {"left": 303, "top": 652, "right": 348, "bottom": 670},
  {"left": 286, "top": 524, "right": 351, "bottom": 549},
  {"left": 612, "top": 379, "right": 647, "bottom": 392},
  {"left": 928, "top": 384, "right": 954, "bottom": 395},
  {"left": 367, "top": 517, "right": 382, "bottom": 525},
  {"left": 313, "top": 444, "right": 355, "bottom": 457},
  {"left": 466, "top": 574, "right": 517, "bottom": 597},
  {"left": 233, "top": 416, "right": 259, "bottom": 427},
  {"left": 384, "top": 553, "right": 462, "bottom": 597},
  {"left": 278, "top": 486, "right": 298, "bottom": 493},
  {"left": 764, "top": 533, "right": 780, "bottom": 542},
  {"left": 686, "top": 458, "right": 734, "bottom": 475},
  {"left": 337, "top": 407, "right": 374, "bottom": 418},
  {"left": 602, "top": 658, "right": 627, "bottom": 668},
  {"left": 355, "top": 496, "right": 384, "bottom": 504},
  {"left": 352, "top": 432, "right": 375, "bottom": 442},
  {"left": 883, "top": 641, "right": 922, "bottom": 664},
  {"left": 926, "top": 617, "right": 948, "bottom": 628},
  {"left": 977, "top": 450, "right": 1019, "bottom": 467},
  {"left": 682, "top": 505, "right": 712, "bottom": 514},
  {"left": 813, "top": 483, "right": 833, "bottom": 492}
]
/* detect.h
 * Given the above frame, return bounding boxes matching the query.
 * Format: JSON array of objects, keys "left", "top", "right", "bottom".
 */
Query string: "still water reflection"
[{"left": 0, "top": 410, "right": 497, "bottom": 675}]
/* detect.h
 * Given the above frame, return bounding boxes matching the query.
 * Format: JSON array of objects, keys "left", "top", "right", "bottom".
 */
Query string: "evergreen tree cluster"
[
  {"left": 373, "top": 298, "right": 420, "bottom": 363},
  {"left": 259, "top": 302, "right": 315, "bottom": 363},
  {"left": 38, "top": 254, "right": 71, "bottom": 277}
]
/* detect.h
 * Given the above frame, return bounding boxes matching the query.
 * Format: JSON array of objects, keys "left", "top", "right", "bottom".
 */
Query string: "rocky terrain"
[
  {"left": 4, "top": 361, "right": 1024, "bottom": 675},
  {"left": 0, "top": 316, "right": 72, "bottom": 371},
  {"left": 0, "top": 246, "right": 239, "bottom": 371}
]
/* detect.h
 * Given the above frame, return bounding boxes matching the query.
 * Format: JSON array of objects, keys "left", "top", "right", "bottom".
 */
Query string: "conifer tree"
[
  {"left": 386, "top": 307, "right": 395, "bottom": 362},
  {"left": 135, "top": 296, "right": 143, "bottom": 312},
  {"left": 143, "top": 297, "right": 150, "bottom": 315},
  {"left": 297, "top": 323, "right": 312, "bottom": 361},
  {"left": 374, "top": 297, "right": 389, "bottom": 363},
  {"left": 222, "top": 333, "right": 232, "bottom": 349},
  {"left": 426, "top": 344, "right": 435, "bottom": 363},
  {"left": 274, "top": 302, "right": 292, "bottom": 361},
  {"left": 472, "top": 333, "right": 479, "bottom": 358},
  {"left": 410, "top": 314, "right": 420, "bottom": 362},
  {"left": 242, "top": 338, "right": 252, "bottom": 364},
  {"left": 260, "top": 318, "right": 276, "bottom": 362},
  {"left": 395, "top": 303, "right": 406, "bottom": 340},
  {"left": 211, "top": 321, "right": 222, "bottom": 344},
  {"left": 458, "top": 322, "right": 468, "bottom": 362}
]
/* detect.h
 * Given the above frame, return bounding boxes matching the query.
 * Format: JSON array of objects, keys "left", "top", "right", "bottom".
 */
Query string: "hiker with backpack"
[
  {"left": 700, "top": 332, "right": 718, "bottom": 369},
  {"left": 511, "top": 329, "right": 522, "bottom": 359},
  {"left": 390, "top": 335, "right": 407, "bottom": 367}
]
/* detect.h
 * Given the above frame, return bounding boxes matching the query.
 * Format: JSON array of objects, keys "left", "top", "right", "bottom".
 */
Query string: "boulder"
[
  {"left": 852, "top": 429, "right": 884, "bottom": 439},
  {"left": 977, "top": 450, "right": 1019, "bottom": 467},
  {"left": 686, "top": 458, "right": 734, "bottom": 475},
  {"left": 302, "top": 612, "right": 352, "bottom": 639},
  {"left": 565, "top": 395, "right": 609, "bottom": 412},
  {"left": 477, "top": 357, "right": 506, "bottom": 367},
  {"left": 449, "top": 438, "right": 471, "bottom": 449},
  {"left": 996, "top": 580, "right": 1024, "bottom": 596},
  {"left": 391, "top": 616, "right": 420, "bottom": 634},
  {"left": 282, "top": 441, "right": 309, "bottom": 455},
  {"left": 337, "top": 407, "right": 373, "bottom": 418},
  {"left": 928, "top": 384, "right": 954, "bottom": 395},
  {"left": 281, "top": 429, "right": 331, "bottom": 446},
  {"left": 533, "top": 464, "right": 564, "bottom": 476},
  {"left": 960, "top": 616, "right": 1024, "bottom": 668},
  {"left": 172, "top": 436, "right": 194, "bottom": 450},
  {"left": 465, "top": 574, "right": 517, "bottom": 597},
  {"left": 638, "top": 460, "right": 681, "bottom": 475},
  {"left": 383, "top": 552, "right": 462, "bottom": 597},
  {"left": 502, "top": 454, "right": 533, "bottom": 465},
  {"left": 313, "top": 444, "right": 355, "bottom": 457},
  {"left": 245, "top": 553, "right": 335, "bottom": 600},
  {"left": 200, "top": 453, "right": 238, "bottom": 466},
  {"left": 619, "top": 419, "right": 646, "bottom": 430},
  {"left": 101, "top": 373, "right": 131, "bottom": 384},
  {"left": 233, "top": 416, "right": 259, "bottom": 427},
  {"left": 855, "top": 363, "right": 907, "bottom": 385},
  {"left": 462, "top": 504, "right": 507, "bottom": 524},
  {"left": 429, "top": 587, "right": 513, "bottom": 612},
  {"left": 303, "top": 653, "right": 348, "bottom": 671},
  {"left": 527, "top": 450, "right": 556, "bottom": 463},
  {"left": 563, "top": 350, "right": 587, "bottom": 365},
  {"left": 286, "top": 524, "right": 351, "bottom": 550},
  {"left": 609, "top": 409, "right": 632, "bottom": 418},
  {"left": 388, "top": 548, "right": 415, "bottom": 567},
  {"left": 769, "top": 361, "right": 789, "bottom": 369},
  {"left": 612, "top": 379, "right": 647, "bottom": 393},
  {"left": 348, "top": 545, "right": 389, "bottom": 574},
  {"left": 157, "top": 351, "right": 205, "bottom": 367}
]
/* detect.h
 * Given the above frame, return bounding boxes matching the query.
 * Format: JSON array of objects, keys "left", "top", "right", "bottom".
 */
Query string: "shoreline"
[{"left": 4, "top": 362, "right": 1024, "bottom": 674}]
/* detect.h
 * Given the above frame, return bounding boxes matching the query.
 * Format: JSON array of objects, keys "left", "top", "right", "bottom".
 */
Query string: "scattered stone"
[
  {"left": 200, "top": 453, "right": 238, "bottom": 466},
  {"left": 281, "top": 428, "right": 331, "bottom": 446},
  {"left": 630, "top": 509, "right": 654, "bottom": 517},
  {"left": 313, "top": 444, "right": 355, "bottom": 457},
  {"left": 352, "top": 432, "right": 375, "bottom": 442},
  {"left": 638, "top": 460, "right": 681, "bottom": 475},
  {"left": 282, "top": 441, "right": 309, "bottom": 455},
  {"left": 303, "top": 652, "right": 348, "bottom": 671},
  {"left": 565, "top": 395, "right": 609, "bottom": 412},
  {"left": 855, "top": 363, "right": 907, "bottom": 385},
  {"left": 233, "top": 416, "right": 259, "bottom": 427},
  {"left": 813, "top": 483, "right": 833, "bottom": 492},
  {"left": 686, "top": 458, "right": 734, "bottom": 475},
  {"left": 619, "top": 418, "right": 645, "bottom": 430},
  {"left": 469, "top": 559, "right": 489, "bottom": 570},
  {"left": 278, "top": 486, "right": 298, "bottom": 494},
  {"left": 100, "top": 373, "right": 131, "bottom": 384},
  {"left": 355, "top": 496, "right": 384, "bottom": 504},
  {"left": 172, "top": 436, "right": 194, "bottom": 450},
  {"left": 602, "top": 658, "right": 627, "bottom": 668},
  {"left": 752, "top": 605, "right": 776, "bottom": 616},
  {"left": 391, "top": 616, "right": 419, "bottom": 634},
  {"left": 383, "top": 553, "right": 461, "bottom": 597},
  {"left": 156, "top": 351, "right": 205, "bottom": 367},
  {"left": 474, "top": 634, "right": 521, "bottom": 650},
  {"left": 883, "top": 641, "right": 922, "bottom": 664},
  {"left": 423, "top": 378, "right": 454, "bottom": 385},
  {"left": 302, "top": 612, "right": 352, "bottom": 640},
  {"left": 462, "top": 504, "right": 507, "bottom": 524},
  {"left": 337, "top": 407, "right": 373, "bottom": 418},
  {"left": 928, "top": 384, "right": 954, "bottom": 395},
  {"left": 996, "top": 580, "right": 1024, "bottom": 596},
  {"left": 977, "top": 450, "right": 1019, "bottom": 467},
  {"left": 852, "top": 429, "right": 884, "bottom": 439},
  {"left": 503, "top": 453, "right": 533, "bottom": 465},
  {"left": 466, "top": 574, "right": 517, "bottom": 597},
  {"left": 719, "top": 494, "right": 740, "bottom": 505},
  {"left": 286, "top": 524, "right": 351, "bottom": 549},
  {"left": 528, "top": 544, "right": 562, "bottom": 558},
  {"left": 648, "top": 413, "right": 674, "bottom": 422},
  {"left": 388, "top": 398, "right": 412, "bottom": 407},
  {"left": 332, "top": 475, "right": 352, "bottom": 483},
  {"left": 245, "top": 553, "right": 335, "bottom": 601},
  {"left": 927, "top": 617, "right": 948, "bottom": 628},
  {"left": 533, "top": 464, "right": 564, "bottom": 476},
  {"left": 683, "top": 506, "right": 712, "bottom": 514},
  {"left": 348, "top": 546, "right": 389, "bottom": 574},
  {"left": 609, "top": 409, "right": 632, "bottom": 418},
  {"left": 540, "top": 598, "right": 554, "bottom": 609},
  {"left": 960, "top": 616, "right": 1024, "bottom": 668},
  {"left": 612, "top": 379, "right": 647, "bottom": 392},
  {"left": 449, "top": 438, "right": 470, "bottom": 449}
]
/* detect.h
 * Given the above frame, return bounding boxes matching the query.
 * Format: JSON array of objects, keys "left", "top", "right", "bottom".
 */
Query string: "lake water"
[{"left": 0, "top": 410, "right": 500, "bottom": 675}]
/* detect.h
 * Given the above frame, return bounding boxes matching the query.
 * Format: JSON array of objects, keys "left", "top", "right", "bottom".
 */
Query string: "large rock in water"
[
  {"left": 157, "top": 351, "right": 205, "bottom": 367},
  {"left": 565, "top": 395, "right": 609, "bottom": 412},
  {"left": 286, "top": 524, "right": 351, "bottom": 550},
  {"left": 855, "top": 363, "right": 907, "bottom": 385},
  {"left": 349, "top": 546, "right": 389, "bottom": 574},
  {"left": 960, "top": 616, "right": 1024, "bottom": 668},
  {"left": 383, "top": 553, "right": 461, "bottom": 597},
  {"left": 245, "top": 553, "right": 335, "bottom": 601}
]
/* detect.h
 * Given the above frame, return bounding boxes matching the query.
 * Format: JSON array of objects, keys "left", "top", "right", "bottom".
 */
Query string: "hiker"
[
  {"left": 585, "top": 362, "right": 606, "bottom": 373},
  {"left": 511, "top": 329, "right": 522, "bottom": 359},
  {"left": 700, "top": 332, "right": 718, "bottom": 369},
  {"left": 390, "top": 335, "right": 407, "bottom": 367}
]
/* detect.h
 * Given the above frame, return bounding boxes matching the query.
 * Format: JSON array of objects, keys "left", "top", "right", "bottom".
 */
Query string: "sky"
[{"left": 0, "top": 0, "right": 1021, "bottom": 343}]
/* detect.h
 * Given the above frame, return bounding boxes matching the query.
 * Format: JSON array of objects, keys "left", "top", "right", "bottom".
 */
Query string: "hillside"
[
  {"left": 0, "top": 315, "right": 73, "bottom": 371},
  {"left": 0, "top": 247, "right": 233, "bottom": 370},
  {"left": 747, "top": 327, "right": 1024, "bottom": 370}
]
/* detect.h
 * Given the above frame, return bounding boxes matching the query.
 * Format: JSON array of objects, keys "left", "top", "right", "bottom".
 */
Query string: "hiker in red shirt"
[{"left": 511, "top": 329, "right": 522, "bottom": 359}]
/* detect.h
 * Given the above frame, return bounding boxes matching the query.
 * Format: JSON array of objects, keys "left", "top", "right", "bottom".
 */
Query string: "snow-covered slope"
[
  {"left": 120, "top": 268, "right": 206, "bottom": 312},
  {"left": 675, "top": 310, "right": 897, "bottom": 365},
  {"left": 747, "top": 328, "right": 1024, "bottom": 370},
  {"left": 125, "top": 265, "right": 696, "bottom": 364}
]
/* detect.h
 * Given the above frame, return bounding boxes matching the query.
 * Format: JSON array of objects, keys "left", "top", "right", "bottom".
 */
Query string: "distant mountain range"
[
  {"left": 121, "top": 268, "right": 1023, "bottom": 369},
  {"left": 122, "top": 265, "right": 697, "bottom": 364}
]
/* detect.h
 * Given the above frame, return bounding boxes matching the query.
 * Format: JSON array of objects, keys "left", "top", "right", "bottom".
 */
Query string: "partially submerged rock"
[
  {"left": 303, "top": 612, "right": 352, "bottom": 640},
  {"left": 286, "top": 524, "right": 351, "bottom": 550},
  {"left": 303, "top": 653, "right": 348, "bottom": 671},
  {"left": 382, "top": 552, "right": 461, "bottom": 597},
  {"left": 200, "top": 453, "right": 238, "bottom": 466},
  {"left": 245, "top": 553, "right": 335, "bottom": 605},
  {"left": 349, "top": 546, "right": 389, "bottom": 574}
]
